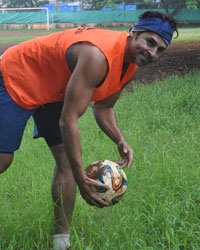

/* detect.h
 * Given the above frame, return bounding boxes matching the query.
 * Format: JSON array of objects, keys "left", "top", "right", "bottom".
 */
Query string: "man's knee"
[
  {"left": 50, "top": 144, "right": 73, "bottom": 174},
  {"left": 0, "top": 153, "right": 14, "bottom": 174},
  {"left": 50, "top": 144, "right": 67, "bottom": 166}
]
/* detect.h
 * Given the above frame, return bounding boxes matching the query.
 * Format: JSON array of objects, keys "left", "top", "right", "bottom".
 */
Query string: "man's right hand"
[{"left": 77, "top": 175, "right": 110, "bottom": 208}]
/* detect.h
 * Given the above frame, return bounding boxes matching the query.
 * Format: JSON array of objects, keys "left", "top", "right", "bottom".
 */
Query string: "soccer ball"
[{"left": 85, "top": 160, "right": 128, "bottom": 206}]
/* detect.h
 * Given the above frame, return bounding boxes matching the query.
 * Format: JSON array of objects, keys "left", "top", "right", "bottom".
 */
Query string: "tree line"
[{"left": 1, "top": 0, "right": 200, "bottom": 16}]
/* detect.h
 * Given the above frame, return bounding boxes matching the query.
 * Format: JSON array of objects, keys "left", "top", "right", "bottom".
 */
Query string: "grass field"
[
  {"left": 0, "top": 72, "right": 200, "bottom": 249},
  {"left": 0, "top": 28, "right": 200, "bottom": 249},
  {"left": 109, "top": 27, "right": 200, "bottom": 42},
  {"left": 0, "top": 29, "right": 53, "bottom": 44},
  {"left": 0, "top": 27, "right": 200, "bottom": 44},
  {"left": 175, "top": 27, "right": 200, "bottom": 42}
]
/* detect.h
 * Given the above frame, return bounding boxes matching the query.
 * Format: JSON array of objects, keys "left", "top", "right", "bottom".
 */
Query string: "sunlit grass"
[
  {"left": 0, "top": 72, "right": 199, "bottom": 249},
  {"left": 174, "top": 27, "right": 200, "bottom": 42},
  {"left": 0, "top": 30, "right": 54, "bottom": 44},
  {"left": 0, "top": 27, "right": 200, "bottom": 45}
]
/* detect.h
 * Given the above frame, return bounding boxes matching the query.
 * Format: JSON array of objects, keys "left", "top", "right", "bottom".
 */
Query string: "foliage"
[
  {"left": 160, "top": 0, "right": 199, "bottom": 15},
  {"left": 186, "top": 0, "right": 199, "bottom": 9},
  {"left": 160, "top": 0, "right": 185, "bottom": 15},
  {"left": 86, "top": 0, "right": 155, "bottom": 10},
  {"left": 5, "top": 0, "right": 198, "bottom": 11},
  {"left": 92, "top": 0, "right": 118, "bottom": 10},
  {"left": 86, "top": 0, "right": 200, "bottom": 11},
  {"left": 2, "top": 0, "right": 48, "bottom": 8},
  {"left": 55, "top": 0, "right": 60, "bottom": 11}
]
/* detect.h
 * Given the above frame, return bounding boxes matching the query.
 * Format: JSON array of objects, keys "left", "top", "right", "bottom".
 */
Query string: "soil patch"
[
  {"left": 133, "top": 41, "right": 200, "bottom": 84},
  {"left": 1, "top": 41, "right": 200, "bottom": 85}
]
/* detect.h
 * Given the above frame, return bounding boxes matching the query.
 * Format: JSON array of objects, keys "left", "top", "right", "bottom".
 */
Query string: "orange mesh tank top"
[{"left": 1, "top": 27, "right": 137, "bottom": 109}]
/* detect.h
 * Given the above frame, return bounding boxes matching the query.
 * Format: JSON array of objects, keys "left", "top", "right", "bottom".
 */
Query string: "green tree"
[
  {"left": 160, "top": 0, "right": 199, "bottom": 15},
  {"left": 186, "top": 0, "right": 199, "bottom": 8},
  {"left": 87, "top": 0, "right": 146, "bottom": 10},
  {"left": 55, "top": 0, "right": 60, "bottom": 11},
  {"left": 2, "top": 0, "right": 48, "bottom": 8},
  {"left": 161, "top": 0, "right": 185, "bottom": 15}
]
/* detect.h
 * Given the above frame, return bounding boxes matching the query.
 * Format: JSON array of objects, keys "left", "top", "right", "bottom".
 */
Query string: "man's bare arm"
[
  {"left": 92, "top": 91, "right": 134, "bottom": 168},
  {"left": 60, "top": 44, "right": 109, "bottom": 207}
]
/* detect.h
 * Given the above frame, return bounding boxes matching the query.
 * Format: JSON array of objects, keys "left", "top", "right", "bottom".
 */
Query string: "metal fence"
[{"left": 0, "top": 9, "right": 200, "bottom": 25}]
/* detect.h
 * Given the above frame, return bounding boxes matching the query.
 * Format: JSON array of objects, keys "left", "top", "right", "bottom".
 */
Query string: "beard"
[{"left": 136, "top": 51, "right": 153, "bottom": 67}]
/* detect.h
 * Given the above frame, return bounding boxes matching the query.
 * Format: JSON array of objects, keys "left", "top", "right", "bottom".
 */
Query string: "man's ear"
[
  {"left": 128, "top": 31, "right": 141, "bottom": 40},
  {"left": 128, "top": 31, "right": 134, "bottom": 38}
]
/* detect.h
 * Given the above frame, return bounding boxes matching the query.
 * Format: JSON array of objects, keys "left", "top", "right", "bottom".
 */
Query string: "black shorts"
[{"left": 33, "top": 102, "right": 63, "bottom": 147}]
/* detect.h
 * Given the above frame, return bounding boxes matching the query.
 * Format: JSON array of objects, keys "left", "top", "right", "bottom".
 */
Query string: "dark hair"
[{"left": 139, "top": 11, "right": 179, "bottom": 38}]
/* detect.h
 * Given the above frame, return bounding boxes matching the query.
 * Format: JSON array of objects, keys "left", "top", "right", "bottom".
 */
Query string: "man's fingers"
[
  {"left": 123, "top": 148, "right": 128, "bottom": 153},
  {"left": 118, "top": 142, "right": 134, "bottom": 168},
  {"left": 89, "top": 178, "right": 111, "bottom": 191},
  {"left": 117, "top": 158, "right": 128, "bottom": 168},
  {"left": 117, "top": 159, "right": 125, "bottom": 164},
  {"left": 88, "top": 198, "right": 104, "bottom": 208},
  {"left": 89, "top": 194, "right": 109, "bottom": 207},
  {"left": 117, "top": 154, "right": 133, "bottom": 168},
  {"left": 117, "top": 161, "right": 127, "bottom": 168},
  {"left": 82, "top": 178, "right": 110, "bottom": 207},
  {"left": 128, "top": 151, "right": 134, "bottom": 168},
  {"left": 127, "top": 159, "right": 132, "bottom": 168},
  {"left": 82, "top": 190, "right": 109, "bottom": 207}
]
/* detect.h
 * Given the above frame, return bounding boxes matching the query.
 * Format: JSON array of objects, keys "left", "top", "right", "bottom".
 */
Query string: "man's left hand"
[{"left": 117, "top": 140, "right": 134, "bottom": 168}]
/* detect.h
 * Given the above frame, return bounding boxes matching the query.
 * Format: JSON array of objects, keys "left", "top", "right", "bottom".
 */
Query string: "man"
[{"left": 0, "top": 11, "right": 178, "bottom": 250}]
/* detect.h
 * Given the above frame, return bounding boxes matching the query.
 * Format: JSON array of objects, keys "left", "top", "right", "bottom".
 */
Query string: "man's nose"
[{"left": 148, "top": 48, "right": 158, "bottom": 59}]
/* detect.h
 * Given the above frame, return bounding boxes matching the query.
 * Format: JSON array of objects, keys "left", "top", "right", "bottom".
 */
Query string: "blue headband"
[{"left": 131, "top": 18, "right": 174, "bottom": 46}]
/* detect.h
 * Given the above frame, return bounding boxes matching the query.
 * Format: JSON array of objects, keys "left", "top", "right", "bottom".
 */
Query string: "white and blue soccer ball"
[{"left": 85, "top": 160, "right": 128, "bottom": 206}]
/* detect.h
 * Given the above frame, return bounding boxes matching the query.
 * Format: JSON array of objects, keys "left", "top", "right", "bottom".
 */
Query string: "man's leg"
[
  {"left": 50, "top": 144, "right": 76, "bottom": 236},
  {"left": 0, "top": 71, "right": 35, "bottom": 175},
  {"left": 32, "top": 102, "right": 76, "bottom": 249},
  {"left": 0, "top": 153, "right": 13, "bottom": 174}
]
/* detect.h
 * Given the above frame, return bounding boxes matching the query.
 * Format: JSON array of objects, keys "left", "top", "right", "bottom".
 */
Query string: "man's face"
[{"left": 125, "top": 31, "right": 167, "bottom": 66}]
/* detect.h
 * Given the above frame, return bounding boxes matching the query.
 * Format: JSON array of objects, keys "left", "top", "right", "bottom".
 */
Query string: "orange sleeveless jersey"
[{"left": 1, "top": 27, "right": 137, "bottom": 109}]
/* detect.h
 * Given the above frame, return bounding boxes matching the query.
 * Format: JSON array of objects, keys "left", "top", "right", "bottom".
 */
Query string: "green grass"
[
  {"left": 0, "top": 28, "right": 67, "bottom": 44},
  {"left": 175, "top": 27, "right": 200, "bottom": 42},
  {"left": 0, "top": 30, "right": 57, "bottom": 44},
  {"left": 0, "top": 26, "right": 200, "bottom": 44},
  {"left": 109, "top": 27, "right": 200, "bottom": 42},
  {"left": 0, "top": 71, "right": 200, "bottom": 249},
  {"left": 0, "top": 35, "right": 46, "bottom": 44}
]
